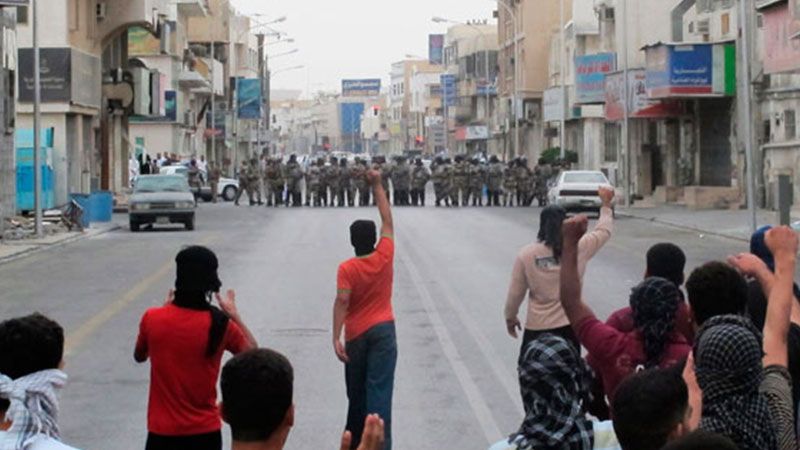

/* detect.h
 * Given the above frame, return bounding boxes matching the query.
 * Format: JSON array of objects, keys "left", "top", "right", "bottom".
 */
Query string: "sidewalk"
[
  {"left": 618, "top": 204, "right": 799, "bottom": 242},
  {"left": 0, "top": 222, "right": 121, "bottom": 265}
]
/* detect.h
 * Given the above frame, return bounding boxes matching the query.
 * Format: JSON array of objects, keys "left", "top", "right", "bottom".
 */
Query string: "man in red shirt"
[
  {"left": 333, "top": 170, "right": 396, "bottom": 450},
  {"left": 135, "top": 246, "right": 257, "bottom": 450}
]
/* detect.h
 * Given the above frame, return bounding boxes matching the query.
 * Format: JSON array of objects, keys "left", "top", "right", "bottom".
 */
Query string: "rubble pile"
[{"left": 2, "top": 212, "right": 70, "bottom": 241}]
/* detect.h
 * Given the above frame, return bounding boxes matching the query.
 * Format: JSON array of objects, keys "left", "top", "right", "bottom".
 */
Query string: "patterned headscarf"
[
  {"left": 511, "top": 334, "right": 593, "bottom": 450},
  {"left": 693, "top": 315, "right": 776, "bottom": 450},
  {"left": 0, "top": 369, "right": 67, "bottom": 450},
  {"left": 630, "top": 277, "right": 681, "bottom": 369}
]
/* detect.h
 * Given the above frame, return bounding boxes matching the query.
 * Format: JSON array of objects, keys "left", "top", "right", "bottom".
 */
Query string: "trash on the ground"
[{"left": 2, "top": 214, "right": 71, "bottom": 241}]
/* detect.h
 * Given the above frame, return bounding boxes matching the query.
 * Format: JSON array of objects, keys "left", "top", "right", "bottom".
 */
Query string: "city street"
[{"left": 0, "top": 202, "right": 746, "bottom": 449}]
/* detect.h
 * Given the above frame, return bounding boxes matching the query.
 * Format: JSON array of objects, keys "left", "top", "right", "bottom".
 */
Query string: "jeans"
[{"left": 345, "top": 321, "right": 398, "bottom": 450}]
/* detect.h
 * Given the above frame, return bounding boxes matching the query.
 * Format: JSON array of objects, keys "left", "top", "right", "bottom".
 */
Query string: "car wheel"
[
  {"left": 185, "top": 216, "right": 195, "bottom": 231},
  {"left": 130, "top": 221, "right": 140, "bottom": 232},
  {"left": 223, "top": 185, "right": 237, "bottom": 202}
]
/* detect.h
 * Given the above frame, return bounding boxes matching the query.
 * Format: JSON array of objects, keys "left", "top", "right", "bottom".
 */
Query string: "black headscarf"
[
  {"left": 630, "top": 277, "right": 681, "bottom": 369},
  {"left": 538, "top": 205, "right": 567, "bottom": 261},
  {"left": 173, "top": 246, "right": 229, "bottom": 357},
  {"left": 511, "top": 334, "right": 594, "bottom": 450},
  {"left": 694, "top": 315, "right": 776, "bottom": 450},
  {"left": 350, "top": 220, "right": 377, "bottom": 257}
]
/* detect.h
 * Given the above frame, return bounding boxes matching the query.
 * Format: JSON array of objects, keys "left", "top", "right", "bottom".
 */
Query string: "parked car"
[
  {"left": 548, "top": 170, "right": 614, "bottom": 214},
  {"left": 129, "top": 175, "right": 197, "bottom": 232},
  {"left": 159, "top": 165, "right": 239, "bottom": 202}
]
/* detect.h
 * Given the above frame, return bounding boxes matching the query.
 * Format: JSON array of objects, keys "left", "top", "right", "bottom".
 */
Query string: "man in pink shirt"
[{"left": 559, "top": 215, "right": 691, "bottom": 401}]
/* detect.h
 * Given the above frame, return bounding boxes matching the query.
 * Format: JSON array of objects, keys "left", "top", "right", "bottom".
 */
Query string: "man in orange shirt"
[{"left": 333, "top": 170, "right": 396, "bottom": 450}]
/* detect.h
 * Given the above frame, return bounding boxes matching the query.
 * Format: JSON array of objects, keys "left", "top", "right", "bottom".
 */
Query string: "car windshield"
[
  {"left": 134, "top": 176, "right": 190, "bottom": 193},
  {"left": 563, "top": 173, "right": 608, "bottom": 184}
]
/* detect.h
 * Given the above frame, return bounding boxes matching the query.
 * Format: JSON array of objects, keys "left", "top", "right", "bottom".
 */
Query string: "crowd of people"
[
  {"left": 3, "top": 165, "right": 800, "bottom": 450},
  {"left": 232, "top": 153, "right": 570, "bottom": 209}
]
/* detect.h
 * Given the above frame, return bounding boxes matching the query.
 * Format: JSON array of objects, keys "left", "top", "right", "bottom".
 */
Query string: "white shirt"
[
  {"left": 0, "top": 431, "right": 80, "bottom": 450},
  {"left": 197, "top": 160, "right": 208, "bottom": 172}
]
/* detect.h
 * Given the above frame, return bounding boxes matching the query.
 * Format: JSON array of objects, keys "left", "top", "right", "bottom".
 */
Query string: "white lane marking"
[
  {"left": 399, "top": 249, "right": 502, "bottom": 444},
  {"left": 404, "top": 237, "right": 523, "bottom": 413}
]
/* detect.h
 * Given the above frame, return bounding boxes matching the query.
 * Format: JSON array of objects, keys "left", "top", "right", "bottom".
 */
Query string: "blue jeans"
[{"left": 345, "top": 321, "right": 397, "bottom": 450}]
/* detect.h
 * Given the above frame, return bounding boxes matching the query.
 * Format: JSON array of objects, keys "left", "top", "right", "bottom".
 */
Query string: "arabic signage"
[
  {"left": 605, "top": 69, "right": 684, "bottom": 121},
  {"left": 440, "top": 74, "right": 457, "bottom": 107},
  {"left": 429, "top": 34, "right": 445, "bottom": 65},
  {"left": 762, "top": 2, "right": 800, "bottom": 74},
  {"left": 645, "top": 43, "right": 736, "bottom": 98},
  {"left": 575, "top": 53, "right": 616, "bottom": 104},
  {"left": 18, "top": 47, "right": 101, "bottom": 107},
  {"left": 236, "top": 78, "right": 262, "bottom": 119},
  {"left": 342, "top": 79, "right": 381, "bottom": 97},
  {"left": 455, "top": 125, "right": 489, "bottom": 141}
]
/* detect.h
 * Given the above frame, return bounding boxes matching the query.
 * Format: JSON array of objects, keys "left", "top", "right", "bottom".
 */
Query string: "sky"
[{"left": 231, "top": 0, "right": 496, "bottom": 98}]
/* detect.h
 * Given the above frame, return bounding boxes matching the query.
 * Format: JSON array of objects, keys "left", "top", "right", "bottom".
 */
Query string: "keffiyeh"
[
  {"left": 511, "top": 334, "right": 593, "bottom": 450},
  {"left": 630, "top": 277, "right": 680, "bottom": 369},
  {"left": 694, "top": 315, "right": 776, "bottom": 450},
  {"left": 0, "top": 369, "right": 67, "bottom": 450}
]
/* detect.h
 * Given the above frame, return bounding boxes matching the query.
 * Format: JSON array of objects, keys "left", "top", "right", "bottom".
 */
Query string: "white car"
[
  {"left": 548, "top": 170, "right": 613, "bottom": 214},
  {"left": 159, "top": 165, "right": 239, "bottom": 202}
]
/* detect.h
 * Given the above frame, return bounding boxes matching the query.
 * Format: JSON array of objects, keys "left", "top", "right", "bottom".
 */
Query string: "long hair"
[
  {"left": 537, "top": 205, "right": 568, "bottom": 261},
  {"left": 173, "top": 246, "right": 229, "bottom": 357}
]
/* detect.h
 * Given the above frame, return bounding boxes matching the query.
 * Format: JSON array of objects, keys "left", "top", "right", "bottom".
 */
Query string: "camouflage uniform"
[
  {"left": 410, "top": 159, "right": 431, "bottom": 206},
  {"left": 503, "top": 162, "right": 517, "bottom": 207},
  {"left": 265, "top": 158, "right": 285, "bottom": 207},
  {"left": 486, "top": 156, "right": 504, "bottom": 207},
  {"left": 234, "top": 161, "right": 253, "bottom": 206},
  {"left": 305, "top": 161, "right": 322, "bottom": 206},
  {"left": 339, "top": 159, "right": 354, "bottom": 207},
  {"left": 285, "top": 156, "right": 304, "bottom": 207},
  {"left": 208, "top": 164, "right": 221, "bottom": 203},
  {"left": 391, "top": 157, "right": 411, "bottom": 206},
  {"left": 327, "top": 157, "right": 341, "bottom": 207},
  {"left": 350, "top": 159, "right": 369, "bottom": 207},
  {"left": 467, "top": 159, "right": 485, "bottom": 206},
  {"left": 451, "top": 156, "right": 469, "bottom": 206},
  {"left": 516, "top": 159, "right": 533, "bottom": 207}
]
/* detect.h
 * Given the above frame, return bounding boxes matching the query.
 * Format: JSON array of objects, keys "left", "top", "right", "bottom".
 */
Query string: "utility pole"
[
  {"left": 210, "top": 39, "right": 216, "bottom": 168},
  {"left": 33, "top": 0, "right": 42, "bottom": 237},
  {"left": 738, "top": 0, "right": 757, "bottom": 233},
  {"left": 621, "top": 0, "right": 632, "bottom": 208},
  {"left": 559, "top": 0, "right": 566, "bottom": 160},
  {"left": 257, "top": 33, "right": 265, "bottom": 155}
]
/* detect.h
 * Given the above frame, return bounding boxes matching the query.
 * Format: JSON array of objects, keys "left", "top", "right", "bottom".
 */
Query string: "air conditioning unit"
[
  {"left": 696, "top": 19, "right": 710, "bottom": 34},
  {"left": 96, "top": 1, "right": 107, "bottom": 21}
]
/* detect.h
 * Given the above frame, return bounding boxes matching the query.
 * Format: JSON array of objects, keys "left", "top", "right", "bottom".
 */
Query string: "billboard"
[
  {"left": 128, "top": 26, "right": 160, "bottom": 56},
  {"left": 604, "top": 69, "right": 684, "bottom": 121},
  {"left": 762, "top": 3, "right": 800, "bottom": 74},
  {"left": 440, "top": 74, "right": 457, "bottom": 107},
  {"left": 429, "top": 34, "right": 445, "bottom": 65},
  {"left": 236, "top": 78, "right": 262, "bottom": 119},
  {"left": 342, "top": 79, "right": 381, "bottom": 97},
  {"left": 340, "top": 102, "right": 365, "bottom": 135},
  {"left": 645, "top": 43, "right": 736, "bottom": 98},
  {"left": 575, "top": 53, "right": 616, "bottom": 104},
  {"left": 18, "top": 48, "right": 101, "bottom": 107}
]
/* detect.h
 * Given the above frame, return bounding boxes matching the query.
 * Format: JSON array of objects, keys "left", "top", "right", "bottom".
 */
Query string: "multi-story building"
[
  {"left": 443, "top": 23, "right": 499, "bottom": 157},
  {"left": 0, "top": 6, "right": 16, "bottom": 227},
  {"left": 409, "top": 70, "right": 444, "bottom": 155},
  {"left": 497, "top": 0, "right": 571, "bottom": 163},
  {"left": 388, "top": 59, "right": 441, "bottom": 155}
]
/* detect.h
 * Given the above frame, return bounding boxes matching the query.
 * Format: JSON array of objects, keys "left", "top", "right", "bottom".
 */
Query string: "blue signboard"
[
  {"left": 164, "top": 91, "right": 177, "bottom": 122},
  {"left": 575, "top": 53, "right": 616, "bottom": 104},
  {"left": 236, "top": 78, "right": 262, "bottom": 119},
  {"left": 340, "top": 103, "right": 365, "bottom": 135},
  {"left": 441, "top": 74, "right": 457, "bottom": 107},
  {"left": 429, "top": 34, "right": 444, "bottom": 65},
  {"left": 342, "top": 79, "right": 382, "bottom": 97},
  {"left": 645, "top": 43, "right": 735, "bottom": 98}
]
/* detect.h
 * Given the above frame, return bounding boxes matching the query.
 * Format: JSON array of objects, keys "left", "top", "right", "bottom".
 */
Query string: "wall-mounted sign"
[
  {"left": 575, "top": 53, "right": 617, "bottom": 104},
  {"left": 644, "top": 42, "right": 736, "bottom": 98},
  {"left": 342, "top": 79, "right": 381, "bottom": 97}
]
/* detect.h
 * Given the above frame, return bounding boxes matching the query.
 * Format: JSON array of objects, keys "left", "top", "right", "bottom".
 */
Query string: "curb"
[
  {"left": 616, "top": 211, "right": 749, "bottom": 243},
  {"left": 0, "top": 224, "right": 122, "bottom": 266}
]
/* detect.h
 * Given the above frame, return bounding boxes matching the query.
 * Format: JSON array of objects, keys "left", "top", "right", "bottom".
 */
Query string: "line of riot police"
[{"left": 231, "top": 153, "right": 569, "bottom": 208}]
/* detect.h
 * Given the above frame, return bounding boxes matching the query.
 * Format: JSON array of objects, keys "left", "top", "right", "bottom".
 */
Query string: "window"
[
  {"left": 16, "top": 6, "right": 28, "bottom": 25},
  {"left": 763, "top": 120, "right": 771, "bottom": 144},
  {"left": 721, "top": 13, "right": 730, "bottom": 35},
  {"left": 786, "top": 109, "right": 797, "bottom": 140},
  {"left": 604, "top": 123, "right": 619, "bottom": 162}
]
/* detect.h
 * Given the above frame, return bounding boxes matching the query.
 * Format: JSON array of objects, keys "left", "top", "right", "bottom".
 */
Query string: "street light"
[
  {"left": 271, "top": 65, "right": 305, "bottom": 76},
  {"left": 269, "top": 48, "right": 299, "bottom": 59},
  {"left": 266, "top": 38, "right": 295, "bottom": 47}
]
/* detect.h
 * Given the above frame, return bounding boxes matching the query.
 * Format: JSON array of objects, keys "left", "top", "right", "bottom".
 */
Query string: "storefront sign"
[
  {"left": 440, "top": 74, "right": 457, "bottom": 107},
  {"left": 429, "top": 34, "right": 445, "bottom": 65},
  {"left": 455, "top": 126, "right": 489, "bottom": 141},
  {"left": 342, "top": 79, "right": 381, "bottom": 97},
  {"left": 575, "top": 53, "right": 616, "bottom": 104},
  {"left": 236, "top": 78, "right": 262, "bottom": 119},
  {"left": 18, "top": 48, "right": 101, "bottom": 107},
  {"left": 605, "top": 69, "right": 685, "bottom": 121},
  {"left": 762, "top": 2, "right": 800, "bottom": 73},
  {"left": 645, "top": 42, "right": 736, "bottom": 98}
]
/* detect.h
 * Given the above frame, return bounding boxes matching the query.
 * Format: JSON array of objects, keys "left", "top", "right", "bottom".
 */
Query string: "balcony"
[{"left": 176, "top": 0, "right": 209, "bottom": 17}]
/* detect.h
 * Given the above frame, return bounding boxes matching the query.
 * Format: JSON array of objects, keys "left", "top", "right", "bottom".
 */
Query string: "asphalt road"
[{"left": 0, "top": 200, "right": 747, "bottom": 449}]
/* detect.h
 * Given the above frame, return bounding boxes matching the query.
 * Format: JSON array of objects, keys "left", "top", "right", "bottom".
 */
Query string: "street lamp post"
[
  {"left": 559, "top": 0, "right": 566, "bottom": 161},
  {"left": 739, "top": 0, "right": 757, "bottom": 233},
  {"left": 32, "top": 0, "right": 42, "bottom": 237},
  {"left": 495, "top": 0, "right": 520, "bottom": 160}
]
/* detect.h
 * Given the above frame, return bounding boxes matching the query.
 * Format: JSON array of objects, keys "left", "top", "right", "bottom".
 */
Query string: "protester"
[
  {"left": 685, "top": 261, "right": 749, "bottom": 327},
  {"left": 135, "top": 246, "right": 257, "bottom": 450},
  {"left": 488, "top": 334, "right": 620, "bottom": 450},
  {"left": 504, "top": 187, "right": 614, "bottom": 356},
  {"left": 0, "top": 313, "right": 79, "bottom": 450},
  {"left": 659, "top": 431, "right": 739, "bottom": 450},
  {"left": 611, "top": 363, "right": 693, "bottom": 450},
  {"left": 605, "top": 243, "right": 694, "bottom": 343},
  {"left": 559, "top": 215, "right": 691, "bottom": 400},
  {"left": 333, "top": 170, "right": 397, "bottom": 450},
  {"left": 220, "top": 348, "right": 385, "bottom": 450}
]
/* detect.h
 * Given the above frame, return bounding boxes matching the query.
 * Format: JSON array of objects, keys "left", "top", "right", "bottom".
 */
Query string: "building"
[
  {"left": 443, "top": 23, "right": 500, "bottom": 157},
  {"left": 388, "top": 59, "right": 441, "bottom": 155},
  {"left": 409, "top": 70, "right": 444, "bottom": 155},
  {"left": 0, "top": 6, "right": 16, "bottom": 228}
]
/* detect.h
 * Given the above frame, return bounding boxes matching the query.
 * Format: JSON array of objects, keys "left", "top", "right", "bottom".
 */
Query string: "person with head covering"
[
  {"left": 0, "top": 314, "right": 79, "bottom": 450},
  {"left": 333, "top": 171, "right": 397, "bottom": 450},
  {"left": 505, "top": 188, "right": 615, "bottom": 360},
  {"left": 134, "top": 246, "right": 257, "bottom": 450},
  {"left": 558, "top": 215, "right": 691, "bottom": 401},
  {"left": 489, "top": 334, "right": 620, "bottom": 450}
]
